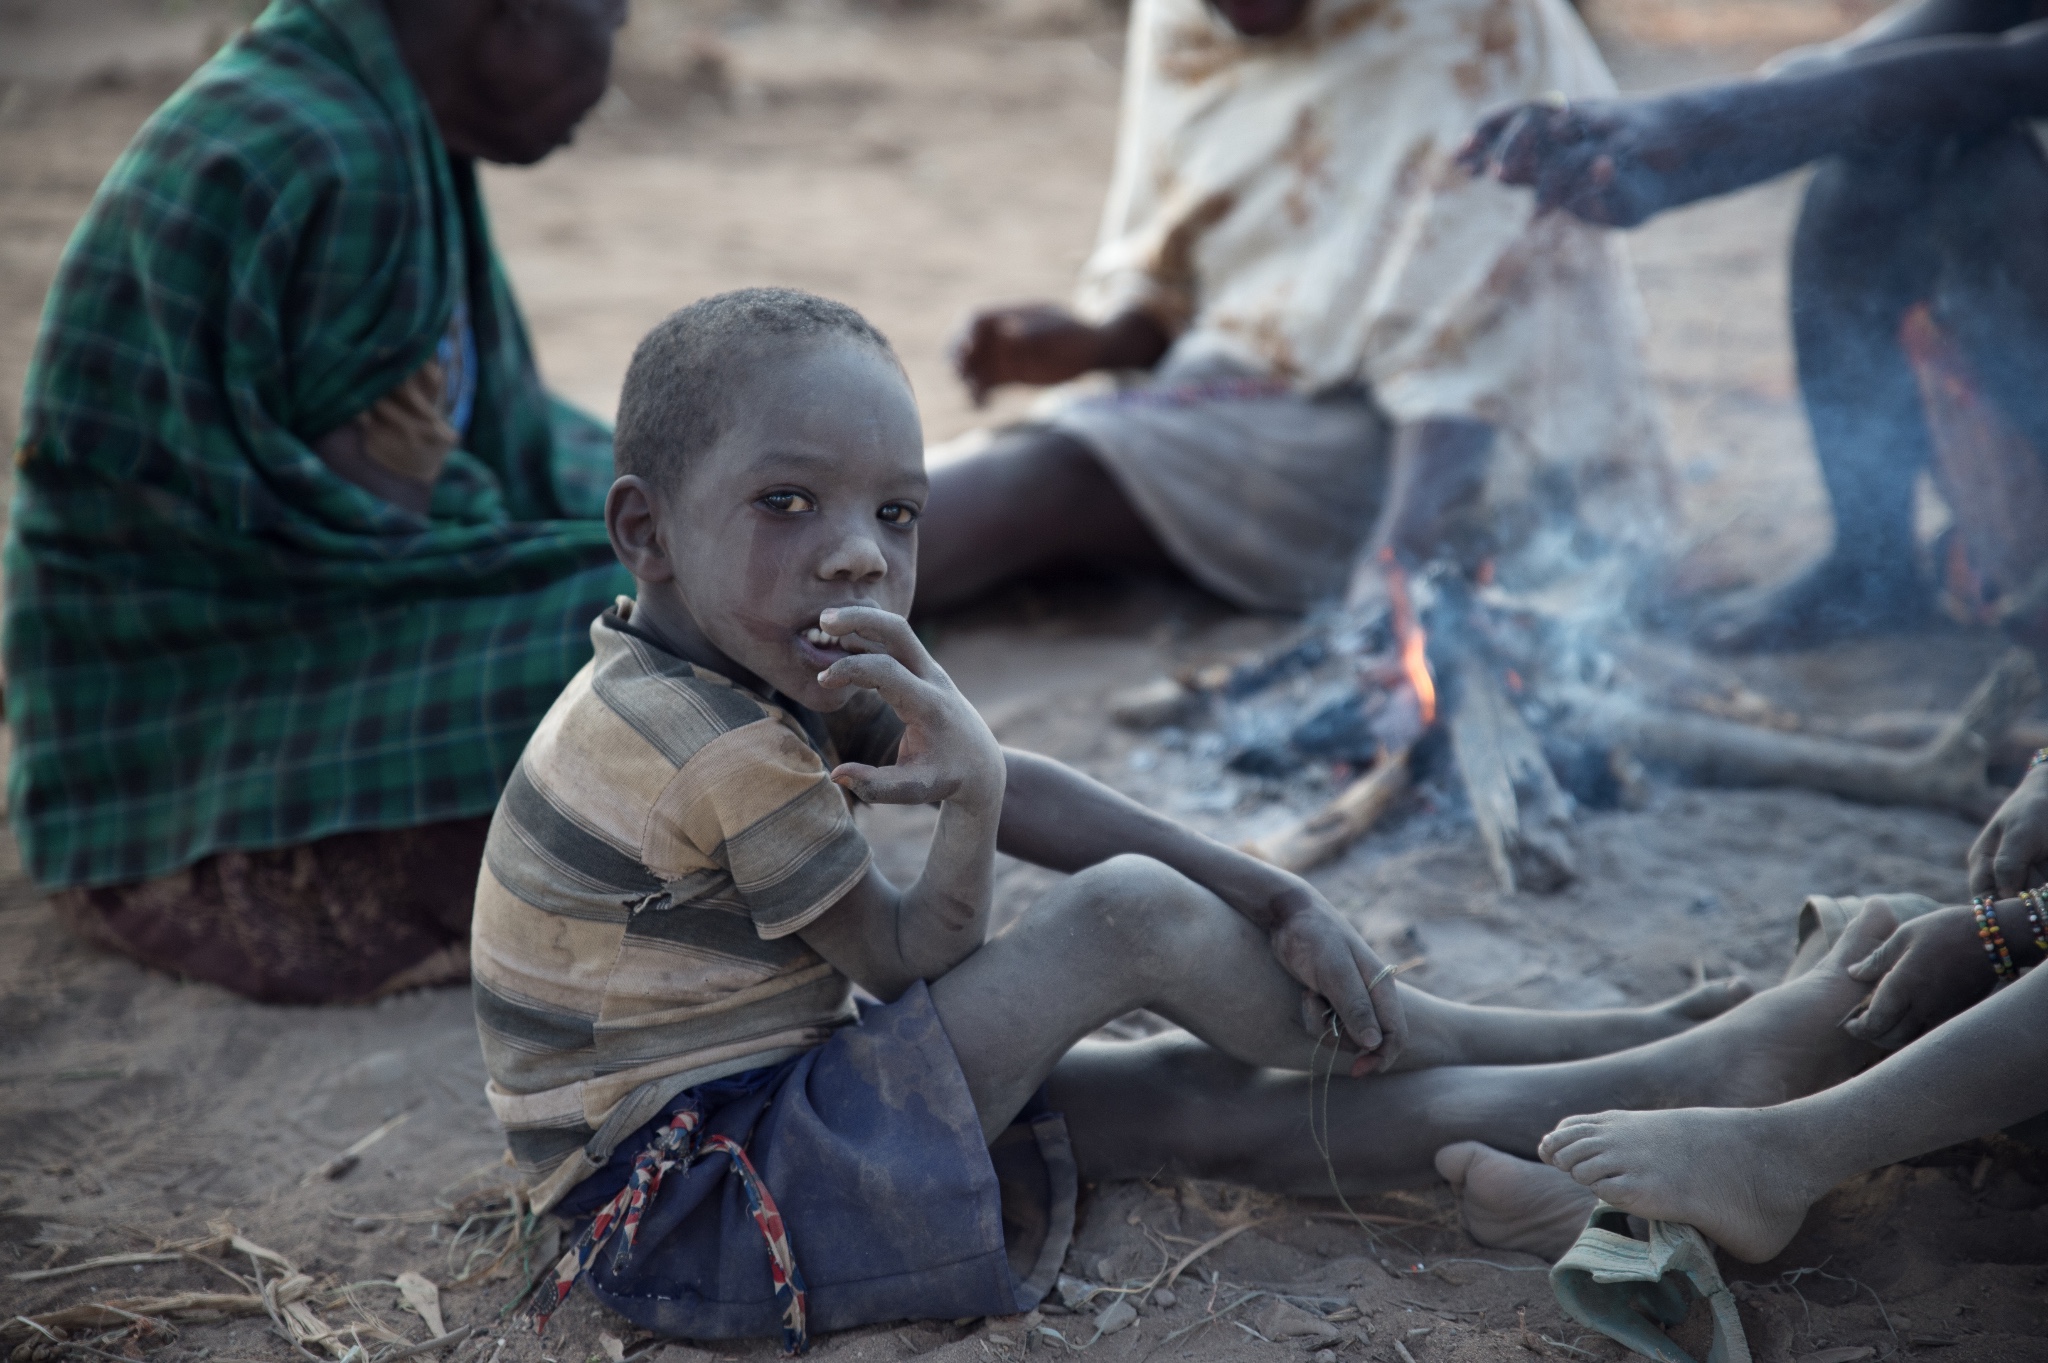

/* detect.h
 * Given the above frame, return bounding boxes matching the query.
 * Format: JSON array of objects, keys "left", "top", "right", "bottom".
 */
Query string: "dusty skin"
[
  {"left": 1539, "top": 936, "right": 2048, "bottom": 1263},
  {"left": 9, "top": 1, "right": 2048, "bottom": 1360}
]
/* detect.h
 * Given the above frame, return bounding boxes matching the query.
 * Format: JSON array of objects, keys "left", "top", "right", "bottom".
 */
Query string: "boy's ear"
[{"left": 605, "top": 474, "right": 675, "bottom": 583}]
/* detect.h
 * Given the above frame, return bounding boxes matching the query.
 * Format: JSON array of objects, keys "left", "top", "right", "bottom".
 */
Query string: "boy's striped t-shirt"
[{"left": 472, "top": 601, "right": 900, "bottom": 1186}]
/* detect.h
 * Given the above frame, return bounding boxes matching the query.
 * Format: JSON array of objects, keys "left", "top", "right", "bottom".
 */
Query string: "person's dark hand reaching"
[
  {"left": 1456, "top": 96, "right": 1693, "bottom": 228},
  {"left": 950, "top": 304, "right": 1172, "bottom": 406}
]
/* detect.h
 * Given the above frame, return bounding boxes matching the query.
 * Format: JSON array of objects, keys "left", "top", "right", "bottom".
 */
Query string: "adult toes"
[
  {"left": 1539, "top": 1129, "right": 1604, "bottom": 1170},
  {"left": 1434, "top": 1142, "right": 1485, "bottom": 1189},
  {"left": 1562, "top": 1148, "right": 1628, "bottom": 1187}
]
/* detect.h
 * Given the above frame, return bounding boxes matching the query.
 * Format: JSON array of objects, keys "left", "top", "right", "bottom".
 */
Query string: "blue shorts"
[{"left": 555, "top": 981, "right": 1077, "bottom": 1341}]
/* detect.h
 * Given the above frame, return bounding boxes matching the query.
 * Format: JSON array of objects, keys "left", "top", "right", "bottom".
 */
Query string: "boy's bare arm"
[
  {"left": 997, "top": 749, "right": 1407, "bottom": 1072},
  {"left": 795, "top": 608, "right": 1004, "bottom": 997}
]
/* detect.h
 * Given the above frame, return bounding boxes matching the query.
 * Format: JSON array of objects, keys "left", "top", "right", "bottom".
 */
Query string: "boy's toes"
[{"left": 1666, "top": 977, "right": 1754, "bottom": 1020}]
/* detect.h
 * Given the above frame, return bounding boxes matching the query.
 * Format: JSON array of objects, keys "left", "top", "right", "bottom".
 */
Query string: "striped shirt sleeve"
[{"left": 673, "top": 717, "right": 873, "bottom": 939}]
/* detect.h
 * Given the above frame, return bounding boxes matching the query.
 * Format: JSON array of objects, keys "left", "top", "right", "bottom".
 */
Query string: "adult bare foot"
[
  {"left": 1537, "top": 1106, "right": 1821, "bottom": 1263},
  {"left": 1435, "top": 1141, "right": 1596, "bottom": 1261},
  {"left": 1693, "top": 553, "right": 1929, "bottom": 653}
]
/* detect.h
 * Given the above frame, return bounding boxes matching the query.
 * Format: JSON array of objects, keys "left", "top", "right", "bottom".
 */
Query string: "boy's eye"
[
  {"left": 877, "top": 502, "right": 919, "bottom": 527},
  {"left": 760, "top": 491, "right": 817, "bottom": 515}
]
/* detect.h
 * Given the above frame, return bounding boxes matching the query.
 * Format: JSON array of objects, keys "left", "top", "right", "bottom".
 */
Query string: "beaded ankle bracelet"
[
  {"left": 2023, "top": 888, "right": 2048, "bottom": 959},
  {"left": 1974, "top": 894, "right": 2018, "bottom": 982}
]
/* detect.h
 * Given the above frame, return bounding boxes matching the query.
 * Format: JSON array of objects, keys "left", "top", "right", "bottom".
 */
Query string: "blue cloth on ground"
[{"left": 557, "top": 980, "right": 1077, "bottom": 1341}]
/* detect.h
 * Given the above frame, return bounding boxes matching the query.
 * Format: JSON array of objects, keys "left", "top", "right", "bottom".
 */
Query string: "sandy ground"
[{"left": 6, "top": 0, "right": 2048, "bottom": 1360}]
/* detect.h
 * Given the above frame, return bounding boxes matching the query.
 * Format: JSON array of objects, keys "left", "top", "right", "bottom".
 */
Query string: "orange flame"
[{"left": 1381, "top": 550, "right": 1437, "bottom": 727}]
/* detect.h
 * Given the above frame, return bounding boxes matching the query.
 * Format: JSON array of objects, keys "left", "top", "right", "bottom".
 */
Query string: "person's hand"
[
  {"left": 815, "top": 606, "right": 1005, "bottom": 812},
  {"left": 1264, "top": 881, "right": 1408, "bottom": 1076},
  {"left": 1455, "top": 96, "right": 1689, "bottom": 228},
  {"left": 950, "top": 304, "right": 1111, "bottom": 406},
  {"left": 1841, "top": 905, "right": 1997, "bottom": 1049},
  {"left": 1970, "top": 764, "right": 2048, "bottom": 898}
]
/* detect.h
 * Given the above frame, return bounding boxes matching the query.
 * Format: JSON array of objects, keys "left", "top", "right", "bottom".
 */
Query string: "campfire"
[{"left": 1112, "top": 557, "right": 2043, "bottom": 890}]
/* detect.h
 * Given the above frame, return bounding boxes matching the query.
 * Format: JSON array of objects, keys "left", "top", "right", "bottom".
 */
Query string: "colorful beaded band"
[
  {"left": 2032, "top": 748, "right": 2048, "bottom": 770},
  {"left": 2023, "top": 888, "right": 2048, "bottom": 958},
  {"left": 1974, "top": 894, "right": 2018, "bottom": 982}
]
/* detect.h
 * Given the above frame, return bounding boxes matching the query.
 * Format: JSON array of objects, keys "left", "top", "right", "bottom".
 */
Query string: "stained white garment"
[{"left": 1071, "top": 0, "right": 1675, "bottom": 560}]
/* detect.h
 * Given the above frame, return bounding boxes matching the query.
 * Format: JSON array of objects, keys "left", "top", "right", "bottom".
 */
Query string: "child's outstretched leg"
[
  {"left": 1538, "top": 954, "right": 2048, "bottom": 1263},
  {"left": 933, "top": 855, "right": 1746, "bottom": 1140},
  {"left": 1391, "top": 976, "right": 1752, "bottom": 1070},
  {"left": 1043, "top": 902, "right": 1894, "bottom": 1194}
]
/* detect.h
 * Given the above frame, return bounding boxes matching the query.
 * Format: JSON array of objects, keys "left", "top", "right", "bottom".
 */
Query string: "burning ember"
[
  {"left": 1109, "top": 546, "right": 2041, "bottom": 890},
  {"left": 1384, "top": 552, "right": 1437, "bottom": 729}
]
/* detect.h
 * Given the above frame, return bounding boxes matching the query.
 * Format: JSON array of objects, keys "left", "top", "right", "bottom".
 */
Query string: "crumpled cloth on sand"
[{"left": 1551, "top": 1203, "right": 1751, "bottom": 1363}]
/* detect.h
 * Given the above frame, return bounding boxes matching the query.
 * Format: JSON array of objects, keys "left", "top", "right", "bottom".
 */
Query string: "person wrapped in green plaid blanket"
[{"left": 6, "top": 0, "right": 632, "bottom": 1001}]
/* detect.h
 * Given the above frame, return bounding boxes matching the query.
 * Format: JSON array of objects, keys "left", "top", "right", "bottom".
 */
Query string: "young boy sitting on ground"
[{"left": 473, "top": 288, "right": 1890, "bottom": 1348}]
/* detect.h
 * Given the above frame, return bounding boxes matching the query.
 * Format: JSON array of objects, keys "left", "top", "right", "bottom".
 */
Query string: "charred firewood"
[
  {"left": 1574, "top": 647, "right": 2040, "bottom": 820},
  {"left": 1243, "top": 748, "right": 1413, "bottom": 872},
  {"left": 1448, "top": 663, "right": 1577, "bottom": 893}
]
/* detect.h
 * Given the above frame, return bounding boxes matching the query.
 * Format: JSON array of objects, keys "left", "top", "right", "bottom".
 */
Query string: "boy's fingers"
[
  {"left": 1330, "top": 984, "right": 1381, "bottom": 1068},
  {"left": 821, "top": 607, "right": 938, "bottom": 676},
  {"left": 818, "top": 653, "right": 933, "bottom": 711},
  {"left": 831, "top": 763, "right": 947, "bottom": 806}
]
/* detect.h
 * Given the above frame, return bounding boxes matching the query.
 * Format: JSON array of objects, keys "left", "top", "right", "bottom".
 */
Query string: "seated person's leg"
[
  {"left": 929, "top": 861, "right": 1886, "bottom": 1195},
  {"left": 1929, "top": 127, "right": 2048, "bottom": 460},
  {"left": 55, "top": 817, "right": 486, "bottom": 1003},
  {"left": 914, "top": 426, "right": 1174, "bottom": 615},
  {"left": 1698, "top": 144, "right": 1941, "bottom": 651},
  {"left": 1540, "top": 954, "right": 2048, "bottom": 1263}
]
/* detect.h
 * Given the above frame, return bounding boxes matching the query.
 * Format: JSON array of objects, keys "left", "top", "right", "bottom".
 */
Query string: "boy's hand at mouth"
[{"left": 814, "top": 606, "right": 1005, "bottom": 812}]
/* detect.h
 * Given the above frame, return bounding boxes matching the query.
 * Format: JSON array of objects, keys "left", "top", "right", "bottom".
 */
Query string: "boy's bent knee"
[
  {"left": 1061, "top": 855, "right": 1230, "bottom": 967},
  {"left": 1073, "top": 855, "right": 1204, "bottom": 915}
]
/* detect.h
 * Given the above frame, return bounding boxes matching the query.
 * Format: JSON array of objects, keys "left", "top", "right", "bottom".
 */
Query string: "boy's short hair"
[{"left": 614, "top": 287, "right": 900, "bottom": 489}]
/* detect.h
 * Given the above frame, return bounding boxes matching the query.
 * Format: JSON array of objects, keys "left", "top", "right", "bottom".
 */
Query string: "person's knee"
[
  {"left": 1929, "top": 131, "right": 2048, "bottom": 304},
  {"left": 966, "top": 425, "right": 1107, "bottom": 495},
  {"left": 1060, "top": 854, "right": 1222, "bottom": 975}
]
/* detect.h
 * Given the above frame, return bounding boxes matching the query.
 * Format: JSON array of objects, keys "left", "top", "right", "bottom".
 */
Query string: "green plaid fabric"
[{"left": 6, "top": 0, "right": 631, "bottom": 889}]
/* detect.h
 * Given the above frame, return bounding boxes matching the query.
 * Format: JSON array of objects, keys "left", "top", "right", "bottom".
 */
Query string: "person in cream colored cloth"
[{"left": 919, "top": 0, "right": 1675, "bottom": 615}]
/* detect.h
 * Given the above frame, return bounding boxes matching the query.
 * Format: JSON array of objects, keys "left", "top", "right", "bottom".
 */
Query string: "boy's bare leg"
[
  {"left": 1538, "top": 955, "right": 2048, "bottom": 1263},
  {"left": 1394, "top": 977, "right": 1750, "bottom": 1069},
  {"left": 931, "top": 858, "right": 1885, "bottom": 1182},
  {"left": 914, "top": 428, "right": 1174, "bottom": 615}
]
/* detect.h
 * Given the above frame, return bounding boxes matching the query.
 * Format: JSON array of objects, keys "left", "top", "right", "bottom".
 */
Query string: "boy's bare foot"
[
  {"left": 1538, "top": 1106, "right": 1820, "bottom": 1263},
  {"left": 1435, "top": 1141, "right": 1596, "bottom": 1261}
]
